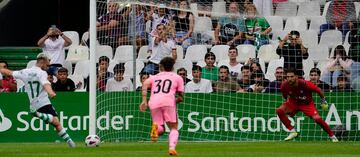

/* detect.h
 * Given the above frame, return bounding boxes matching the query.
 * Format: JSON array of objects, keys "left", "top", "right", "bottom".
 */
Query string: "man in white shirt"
[
  {"left": 0, "top": 53, "right": 75, "bottom": 147},
  {"left": 218, "top": 46, "right": 243, "bottom": 81},
  {"left": 106, "top": 64, "right": 134, "bottom": 92},
  {"left": 185, "top": 65, "right": 213, "bottom": 93},
  {"left": 143, "top": 24, "right": 177, "bottom": 75},
  {"left": 37, "top": 26, "right": 72, "bottom": 75}
]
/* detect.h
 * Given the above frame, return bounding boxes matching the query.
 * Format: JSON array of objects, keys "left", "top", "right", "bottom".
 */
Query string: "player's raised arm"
[
  {"left": 0, "top": 68, "right": 14, "bottom": 77},
  {"left": 140, "top": 78, "right": 151, "bottom": 112}
]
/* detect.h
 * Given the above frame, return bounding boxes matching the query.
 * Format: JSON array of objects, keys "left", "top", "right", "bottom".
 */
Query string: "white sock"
[
  {"left": 58, "top": 128, "right": 72, "bottom": 142},
  {"left": 289, "top": 129, "right": 296, "bottom": 132}
]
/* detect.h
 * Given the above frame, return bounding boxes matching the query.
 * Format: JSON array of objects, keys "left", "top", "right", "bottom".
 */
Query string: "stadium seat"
[
  {"left": 176, "top": 45, "right": 184, "bottom": 60},
  {"left": 68, "top": 74, "right": 85, "bottom": 91},
  {"left": 26, "top": 60, "right": 36, "bottom": 69},
  {"left": 265, "top": 16, "right": 284, "bottom": 32},
  {"left": 302, "top": 59, "right": 315, "bottom": 80},
  {"left": 114, "top": 45, "right": 134, "bottom": 63},
  {"left": 343, "top": 31, "right": 351, "bottom": 48},
  {"left": 322, "top": 1, "right": 331, "bottom": 17},
  {"left": 73, "top": 60, "right": 90, "bottom": 79},
  {"left": 137, "top": 45, "right": 150, "bottom": 62},
  {"left": 210, "top": 45, "right": 230, "bottom": 62},
  {"left": 319, "top": 30, "right": 343, "bottom": 49},
  {"left": 355, "top": 2, "right": 360, "bottom": 19},
  {"left": 271, "top": 30, "right": 288, "bottom": 42},
  {"left": 66, "top": 45, "right": 89, "bottom": 64},
  {"left": 309, "top": 16, "right": 326, "bottom": 34},
  {"left": 284, "top": 16, "right": 308, "bottom": 31},
  {"left": 124, "top": 60, "right": 144, "bottom": 78},
  {"left": 185, "top": 45, "right": 207, "bottom": 62},
  {"left": 236, "top": 45, "right": 256, "bottom": 63},
  {"left": 316, "top": 60, "right": 329, "bottom": 77},
  {"left": 63, "top": 31, "right": 79, "bottom": 49},
  {"left": 63, "top": 60, "right": 73, "bottom": 75},
  {"left": 300, "top": 30, "right": 318, "bottom": 48},
  {"left": 257, "top": 45, "right": 279, "bottom": 63},
  {"left": 274, "top": 2, "right": 298, "bottom": 19},
  {"left": 211, "top": 1, "right": 226, "bottom": 18},
  {"left": 297, "top": 1, "right": 321, "bottom": 20},
  {"left": 288, "top": 0, "right": 311, "bottom": 5},
  {"left": 193, "top": 17, "right": 213, "bottom": 33},
  {"left": 216, "top": 59, "right": 228, "bottom": 67},
  {"left": 96, "top": 45, "right": 113, "bottom": 61},
  {"left": 265, "top": 58, "right": 284, "bottom": 81},
  {"left": 174, "top": 59, "right": 193, "bottom": 79},
  {"left": 308, "top": 45, "right": 329, "bottom": 63},
  {"left": 107, "top": 60, "right": 118, "bottom": 74}
]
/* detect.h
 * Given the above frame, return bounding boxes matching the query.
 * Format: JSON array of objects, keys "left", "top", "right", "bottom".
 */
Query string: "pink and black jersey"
[
  {"left": 148, "top": 72, "right": 184, "bottom": 109},
  {"left": 280, "top": 79, "right": 322, "bottom": 105}
]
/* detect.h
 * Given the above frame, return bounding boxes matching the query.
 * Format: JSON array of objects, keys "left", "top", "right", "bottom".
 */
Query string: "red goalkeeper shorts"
[{"left": 282, "top": 101, "right": 319, "bottom": 117}]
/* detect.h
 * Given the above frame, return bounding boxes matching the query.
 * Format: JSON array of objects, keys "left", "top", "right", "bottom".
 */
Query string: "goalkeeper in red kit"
[{"left": 276, "top": 68, "right": 338, "bottom": 142}]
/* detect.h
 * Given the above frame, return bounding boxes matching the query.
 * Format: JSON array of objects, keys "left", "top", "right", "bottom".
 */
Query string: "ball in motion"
[{"left": 85, "top": 135, "right": 100, "bottom": 147}]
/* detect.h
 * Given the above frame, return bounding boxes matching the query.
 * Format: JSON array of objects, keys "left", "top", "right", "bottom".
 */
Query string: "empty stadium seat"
[
  {"left": 107, "top": 60, "right": 118, "bottom": 74},
  {"left": 63, "top": 60, "right": 73, "bottom": 75},
  {"left": 236, "top": 45, "right": 256, "bottom": 63},
  {"left": 319, "top": 30, "right": 343, "bottom": 48},
  {"left": 302, "top": 59, "right": 315, "bottom": 80},
  {"left": 309, "top": 16, "right": 326, "bottom": 34},
  {"left": 265, "top": 16, "right": 284, "bottom": 32},
  {"left": 176, "top": 45, "right": 184, "bottom": 60},
  {"left": 185, "top": 45, "right": 208, "bottom": 62},
  {"left": 265, "top": 58, "right": 284, "bottom": 81},
  {"left": 124, "top": 60, "right": 145, "bottom": 78},
  {"left": 284, "top": 16, "right": 308, "bottom": 31},
  {"left": 63, "top": 31, "right": 80, "bottom": 49},
  {"left": 210, "top": 45, "right": 230, "bottom": 62},
  {"left": 308, "top": 45, "right": 329, "bottom": 63},
  {"left": 193, "top": 17, "right": 213, "bottom": 33},
  {"left": 68, "top": 74, "right": 85, "bottom": 91},
  {"left": 73, "top": 60, "right": 90, "bottom": 79},
  {"left": 274, "top": 2, "right": 298, "bottom": 19},
  {"left": 211, "top": 1, "right": 226, "bottom": 18},
  {"left": 96, "top": 45, "right": 113, "bottom": 61},
  {"left": 174, "top": 59, "right": 193, "bottom": 79},
  {"left": 137, "top": 45, "right": 150, "bottom": 62},
  {"left": 257, "top": 45, "right": 279, "bottom": 63},
  {"left": 300, "top": 30, "right": 318, "bottom": 48},
  {"left": 114, "top": 45, "right": 134, "bottom": 63},
  {"left": 66, "top": 45, "right": 89, "bottom": 64},
  {"left": 297, "top": 1, "right": 321, "bottom": 20},
  {"left": 322, "top": 1, "right": 331, "bottom": 17}
]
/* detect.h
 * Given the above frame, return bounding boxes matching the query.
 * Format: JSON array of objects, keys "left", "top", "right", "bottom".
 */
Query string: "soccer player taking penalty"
[
  {"left": 0, "top": 53, "right": 75, "bottom": 147},
  {"left": 276, "top": 68, "right": 338, "bottom": 142},
  {"left": 139, "top": 57, "right": 184, "bottom": 156}
]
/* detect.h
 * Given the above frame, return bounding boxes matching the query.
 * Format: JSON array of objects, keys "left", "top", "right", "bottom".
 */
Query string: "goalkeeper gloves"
[{"left": 320, "top": 98, "right": 328, "bottom": 111}]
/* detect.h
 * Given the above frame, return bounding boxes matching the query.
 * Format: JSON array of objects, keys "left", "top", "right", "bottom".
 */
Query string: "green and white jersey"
[{"left": 13, "top": 66, "right": 51, "bottom": 110}]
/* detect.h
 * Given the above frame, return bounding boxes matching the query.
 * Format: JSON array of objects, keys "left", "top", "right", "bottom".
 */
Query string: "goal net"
[{"left": 91, "top": 0, "right": 360, "bottom": 142}]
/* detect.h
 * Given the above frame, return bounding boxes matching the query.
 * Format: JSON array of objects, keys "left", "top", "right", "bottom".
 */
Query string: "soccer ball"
[{"left": 85, "top": 135, "right": 100, "bottom": 147}]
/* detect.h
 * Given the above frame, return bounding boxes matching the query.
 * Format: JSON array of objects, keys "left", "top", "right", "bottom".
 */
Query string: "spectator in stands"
[
  {"left": 348, "top": 22, "right": 360, "bottom": 82},
  {"left": 333, "top": 74, "right": 354, "bottom": 92},
  {"left": 351, "top": 77, "right": 360, "bottom": 92},
  {"left": 97, "top": 1, "right": 128, "bottom": 48},
  {"left": 309, "top": 68, "right": 332, "bottom": 92},
  {"left": 185, "top": 65, "right": 213, "bottom": 93},
  {"left": 277, "top": 30, "right": 308, "bottom": 77},
  {"left": 265, "top": 66, "right": 284, "bottom": 93},
  {"left": 53, "top": 67, "right": 75, "bottom": 92},
  {"left": 320, "top": 0, "right": 356, "bottom": 39},
  {"left": 172, "top": 0, "right": 194, "bottom": 55},
  {"left": 143, "top": 24, "right": 177, "bottom": 75},
  {"left": 136, "top": 72, "right": 150, "bottom": 91},
  {"left": 244, "top": 4, "right": 272, "bottom": 47},
  {"left": 0, "top": 60, "right": 16, "bottom": 92},
  {"left": 247, "top": 59, "right": 264, "bottom": 75},
  {"left": 218, "top": 46, "right": 243, "bottom": 81},
  {"left": 177, "top": 68, "right": 191, "bottom": 85},
  {"left": 37, "top": 26, "right": 72, "bottom": 75},
  {"left": 214, "top": 2, "right": 245, "bottom": 46},
  {"left": 128, "top": 4, "right": 147, "bottom": 52},
  {"left": 215, "top": 65, "right": 241, "bottom": 92},
  {"left": 106, "top": 63, "right": 134, "bottom": 92},
  {"left": 96, "top": 56, "right": 114, "bottom": 91},
  {"left": 248, "top": 70, "right": 269, "bottom": 93},
  {"left": 202, "top": 52, "right": 218, "bottom": 82},
  {"left": 237, "top": 65, "right": 253, "bottom": 92},
  {"left": 148, "top": 3, "right": 173, "bottom": 51},
  {"left": 47, "top": 70, "right": 55, "bottom": 87},
  {"left": 321, "top": 45, "right": 352, "bottom": 86}
]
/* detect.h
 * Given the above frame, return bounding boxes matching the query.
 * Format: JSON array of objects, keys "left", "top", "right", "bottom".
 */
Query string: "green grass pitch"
[{"left": 1, "top": 142, "right": 359, "bottom": 157}]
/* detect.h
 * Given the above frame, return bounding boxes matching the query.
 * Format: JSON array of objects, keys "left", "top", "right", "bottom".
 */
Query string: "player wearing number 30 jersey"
[
  {"left": 139, "top": 57, "right": 184, "bottom": 156},
  {"left": 0, "top": 53, "right": 75, "bottom": 148}
]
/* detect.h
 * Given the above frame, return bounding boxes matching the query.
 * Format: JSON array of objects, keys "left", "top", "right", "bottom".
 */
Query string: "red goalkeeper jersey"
[{"left": 280, "top": 79, "right": 322, "bottom": 104}]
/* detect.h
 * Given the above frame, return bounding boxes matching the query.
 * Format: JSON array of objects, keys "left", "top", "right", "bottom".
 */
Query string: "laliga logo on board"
[{"left": 0, "top": 108, "right": 12, "bottom": 132}]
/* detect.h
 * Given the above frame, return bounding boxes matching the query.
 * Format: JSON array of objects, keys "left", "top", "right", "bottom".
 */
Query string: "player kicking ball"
[
  {"left": 0, "top": 54, "right": 75, "bottom": 147},
  {"left": 276, "top": 68, "right": 338, "bottom": 142},
  {"left": 139, "top": 57, "right": 184, "bottom": 156}
]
